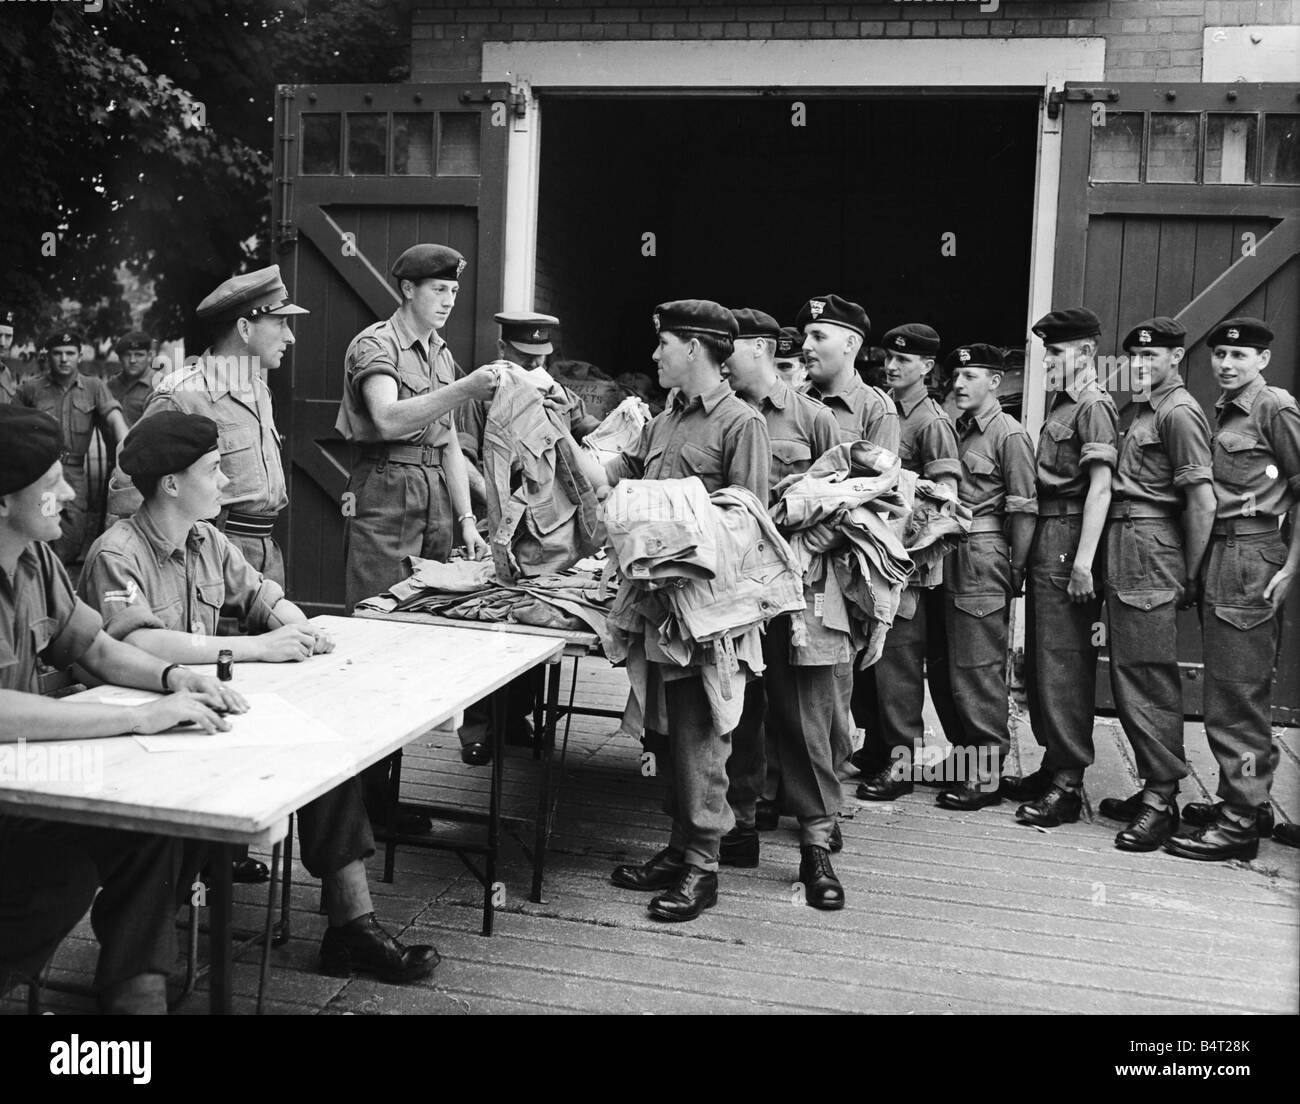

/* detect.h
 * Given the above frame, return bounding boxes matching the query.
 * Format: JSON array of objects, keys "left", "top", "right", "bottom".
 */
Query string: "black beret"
[
  {"left": 945, "top": 343, "right": 1005, "bottom": 373},
  {"left": 1122, "top": 317, "right": 1186, "bottom": 350},
  {"left": 1032, "top": 307, "right": 1101, "bottom": 344},
  {"left": 1207, "top": 316, "right": 1273, "bottom": 350},
  {"left": 114, "top": 329, "right": 153, "bottom": 355},
  {"left": 775, "top": 327, "right": 804, "bottom": 359},
  {"left": 730, "top": 307, "right": 781, "bottom": 340},
  {"left": 391, "top": 244, "right": 466, "bottom": 282},
  {"left": 795, "top": 294, "right": 870, "bottom": 340},
  {"left": 882, "top": 323, "right": 941, "bottom": 356},
  {"left": 653, "top": 300, "right": 738, "bottom": 339},
  {"left": 119, "top": 412, "right": 220, "bottom": 480},
  {"left": 197, "top": 265, "right": 309, "bottom": 325},
  {"left": 0, "top": 408, "right": 63, "bottom": 495},
  {"left": 41, "top": 327, "right": 84, "bottom": 352}
]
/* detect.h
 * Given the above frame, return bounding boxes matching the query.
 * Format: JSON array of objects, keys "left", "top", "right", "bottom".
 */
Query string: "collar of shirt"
[
  {"left": 43, "top": 372, "right": 84, "bottom": 393},
  {"left": 133, "top": 505, "right": 207, "bottom": 567},
  {"left": 1215, "top": 373, "right": 1267, "bottom": 416},
  {"left": 0, "top": 544, "right": 39, "bottom": 601},
  {"left": 1062, "top": 365, "right": 1101, "bottom": 403},
  {"left": 389, "top": 308, "right": 444, "bottom": 357},
  {"left": 757, "top": 376, "right": 791, "bottom": 412},
  {"left": 894, "top": 380, "right": 930, "bottom": 417},
  {"left": 112, "top": 371, "right": 151, "bottom": 391},
  {"left": 958, "top": 398, "right": 1002, "bottom": 436},
  {"left": 1135, "top": 374, "right": 1187, "bottom": 410},
  {"left": 808, "top": 372, "right": 867, "bottom": 410},
  {"left": 671, "top": 379, "right": 732, "bottom": 416}
]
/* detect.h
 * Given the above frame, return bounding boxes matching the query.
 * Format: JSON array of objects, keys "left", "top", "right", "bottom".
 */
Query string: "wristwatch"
[{"left": 161, "top": 663, "right": 186, "bottom": 692}]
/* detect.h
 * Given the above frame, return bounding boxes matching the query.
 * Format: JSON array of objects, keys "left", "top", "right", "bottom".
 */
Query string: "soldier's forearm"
[
  {"left": 372, "top": 380, "right": 472, "bottom": 438},
  {"left": 121, "top": 627, "right": 267, "bottom": 664},
  {"left": 1181, "top": 483, "right": 1216, "bottom": 579},
  {"left": 0, "top": 689, "right": 144, "bottom": 742},
  {"left": 1075, "top": 470, "right": 1112, "bottom": 568},
  {"left": 1008, "top": 514, "right": 1035, "bottom": 572}
]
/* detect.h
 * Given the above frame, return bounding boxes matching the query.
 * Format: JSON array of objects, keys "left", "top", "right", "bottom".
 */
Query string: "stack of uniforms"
[
  {"left": 771, "top": 442, "right": 971, "bottom": 668},
  {"left": 580, "top": 396, "right": 651, "bottom": 469},
  {"left": 604, "top": 477, "right": 806, "bottom": 735}
]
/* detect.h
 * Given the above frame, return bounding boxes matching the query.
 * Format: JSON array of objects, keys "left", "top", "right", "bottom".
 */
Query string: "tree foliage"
[{"left": 0, "top": 1, "right": 410, "bottom": 347}]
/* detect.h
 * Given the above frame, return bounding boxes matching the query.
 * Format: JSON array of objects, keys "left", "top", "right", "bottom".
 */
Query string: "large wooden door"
[
  {"left": 270, "top": 82, "right": 510, "bottom": 614},
  {"left": 1052, "top": 83, "right": 1300, "bottom": 724}
]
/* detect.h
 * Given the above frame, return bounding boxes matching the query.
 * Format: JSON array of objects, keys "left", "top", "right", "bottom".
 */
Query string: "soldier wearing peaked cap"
[
  {"left": 1007, "top": 306, "right": 1120, "bottom": 830},
  {"left": 108, "top": 329, "right": 158, "bottom": 428},
  {"left": 1164, "top": 317, "right": 1300, "bottom": 861},
  {"left": 18, "top": 327, "right": 129, "bottom": 565},
  {"left": 0, "top": 310, "right": 18, "bottom": 406},
  {"left": 774, "top": 326, "right": 807, "bottom": 390},
  {"left": 1086, "top": 317, "right": 1216, "bottom": 853},
  {"left": 335, "top": 243, "right": 500, "bottom": 826}
]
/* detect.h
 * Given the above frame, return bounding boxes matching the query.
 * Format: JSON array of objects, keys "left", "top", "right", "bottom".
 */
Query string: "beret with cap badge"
[
  {"left": 114, "top": 329, "right": 153, "bottom": 355},
  {"left": 775, "top": 327, "right": 804, "bottom": 359},
  {"left": 391, "top": 244, "right": 466, "bottom": 283},
  {"left": 1122, "top": 316, "right": 1186, "bottom": 350},
  {"left": 944, "top": 343, "right": 1005, "bottom": 373},
  {"left": 729, "top": 307, "right": 781, "bottom": 340},
  {"left": 653, "top": 300, "right": 738, "bottom": 339},
  {"left": 1032, "top": 306, "right": 1101, "bottom": 344},
  {"left": 882, "top": 322, "right": 941, "bottom": 356},
  {"left": 1207, "top": 316, "right": 1272, "bottom": 350},
  {"left": 0, "top": 407, "right": 63, "bottom": 495},
  {"left": 795, "top": 294, "right": 870, "bottom": 340},
  {"left": 119, "top": 412, "right": 221, "bottom": 480},
  {"left": 41, "top": 327, "right": 84, "bottom": 352}
]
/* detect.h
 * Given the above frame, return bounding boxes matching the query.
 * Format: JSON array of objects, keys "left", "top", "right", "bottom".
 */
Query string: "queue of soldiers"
[{"left": 0, "top": 243, "right": 1297, "bottom": 1011}]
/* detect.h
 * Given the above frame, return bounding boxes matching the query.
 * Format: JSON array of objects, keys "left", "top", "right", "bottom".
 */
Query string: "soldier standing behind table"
[
  {"left": 1164, "top": 317, "right": 1299, "bottom": 862},
  {"left": 106, "top": 330, "right": 158, "bottom": 429},
  {"left": 0, "top": 311, "right": 20, "bottom": 405},
  {"left": 937, "top": 343, "right": 1037, "bottom": 810},
  {"left": 17, "top": 328, "right": 128, "bottom": 566},
  {"left": 1093, "top": 318, "right": 1216, "bottom": 852}
]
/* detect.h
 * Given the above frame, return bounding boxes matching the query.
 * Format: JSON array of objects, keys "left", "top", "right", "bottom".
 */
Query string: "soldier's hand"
[
  {"left": 1177, "top": 575, "right": 1202, "bottom": 610},
  {"left": 308, "top": 626, "right": 336, "bottom": 654},
  {"left": 170, "top": 670, "right": 249, "bottom": 714},
  {"left": 1263, "top": 566, "right": 1295, "bottom": 613},
  {"left": 132, "top": 692, "right": 231, "bottom": 735},
  {"left": 256, "top": 624, "right": 320, "bottom": 663},
  {"left": 1067, "top": 561, "right": 1096, "bottom": 603},
  {"left": 1010, "top": 563, "right": 1027, "bottom": 597},
  {"left": 461, "top": 364, "right": 503, "bottom": 403},
  {"left": 462, "top": 518, "right": 490, "bottom": 561}
]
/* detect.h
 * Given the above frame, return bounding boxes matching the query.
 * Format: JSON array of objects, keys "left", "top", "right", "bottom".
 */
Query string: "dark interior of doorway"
[{"left": 536, "top": 95, "right": 1040, "bottom": 381}]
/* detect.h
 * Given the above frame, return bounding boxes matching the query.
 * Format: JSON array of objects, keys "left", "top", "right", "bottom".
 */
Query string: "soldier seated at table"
[
  {"left": 0, "top": 406, "right": 245, "bottom": 1014},
  {"left": 76, "top": 411, "right": 440, "bottom": 986}
]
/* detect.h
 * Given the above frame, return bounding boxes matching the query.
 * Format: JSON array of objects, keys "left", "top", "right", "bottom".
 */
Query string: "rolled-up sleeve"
[
  {"left": 1268, "top": 404, "right": 1300, "bottom": 497},
  {"left": 1001, "top": 428, "right": 1039, "bottom": 515},
  {"left": 77, "top": 549, "right": 164, "bottom": 640},
  {"left": 347, "top": 334, "right": 401, "bottom": 390},
  {"left": 1164, "top": 403, "right": 1213, "bottom": 488},
  {"left": 1077, "top": 396, "right": 1119, "bottom": 469},
  {"left": 920, "top": 417, "right": 961, "bottom": 482},
  {"left": 218, "top": 533, "right": 285, "bottom": 632}
]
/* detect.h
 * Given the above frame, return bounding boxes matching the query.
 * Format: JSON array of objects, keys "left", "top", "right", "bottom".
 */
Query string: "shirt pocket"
[
  {"left": 1212, "top": 430, "right": 1264, "bottom": 490},
  {"left": 770, "top": 438, "right": 812, "bottom": 484},
  {"left": 1039, "top": 417, "right": 1079, "bottom": 476},
  {"left": 396, "top": 364, "right": 432, "bottom": 399},
  {"left": 194, "top": 581, "right": 227, "bottom": 633},
  {"left": 679, "top": 441, "right": 723, "bottom": 486},
  {"left": 1124, "top": 423, "right": 1171, "bottom": 488},
  {"left": 69, "top": 390, "right": 96, "bottom": 443},
  {"left": 29, "top": 616, "right": 56, "bottom": 658}
]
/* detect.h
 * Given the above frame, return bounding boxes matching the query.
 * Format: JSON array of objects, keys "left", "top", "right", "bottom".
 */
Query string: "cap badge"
[
  {"left": 1139, "top": 329, "right": 1151, "bottom": 344},
  {"left": 1227, "top": 327, "right": 1239, "bottom": 340},
  {"left": 958, "top": 348, "right": 971, "bottom": 364},
  {"left": 455, "top": 259, "right": 467, "bottom": 278},
  {"left": 894, "top": 336, "right": 906, "bottom": 348},
  {"left": 531, "top": 329, "right": 543, "bottom": 340},
  {"left": 652, "top": 314, "right": 661, "bottom": 334},
  {"left": 809, "top": 300, "right": 825, "bottom": 319}
]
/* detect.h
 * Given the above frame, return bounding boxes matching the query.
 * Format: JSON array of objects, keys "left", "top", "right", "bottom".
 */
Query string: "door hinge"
[{"left": 1048, "top": 86, "right": 1119, "bottom": 119}]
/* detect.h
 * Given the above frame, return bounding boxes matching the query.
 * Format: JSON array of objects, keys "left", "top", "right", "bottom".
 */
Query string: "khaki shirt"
[
  {"left": 893, "top": 381, "right": 961, "bottom": 482},
  {"left": 335, "top": 308, "right": 458, "bottom": 447},
  {"left": 0, "top": 541, "right": 102, "bottom": 693},
  {"left": 1035, "top": 371, "right": 1119, "bottom": 499},
  {"left": 0, "top": 362, "right": 18, "bottom": 405},
  {"left": 1112, "top": 376, "right": 1212, "bottom": 507},
  {"left": 107, "top": 370, "right": 157, "bottom": 428},
  {"left": 78, "top": 507, "right": 285, "bottom": 640},
  {"left": 17, "top": 373, "right": 121, "bottom": 458},
  {"left": 457, "top": 378, "right": 588, "bottom": 466},
  {"left": 1212, "top": 375, "right": 1300, "bottom": 521},
  {"left": 609, "top": 379, "right": 771, "bottom": 500},
  {"left": 750, "top": 377, "right": 840, "bottom": 503},
  {"left": 803, "top": 374, "right": 900, "bottom": 453},
  {"left": 143, "top": 355, "right": 288, "bottom": 518},
  {"left": 955, "top": 400, "right": 1038, "bottom": 518}
]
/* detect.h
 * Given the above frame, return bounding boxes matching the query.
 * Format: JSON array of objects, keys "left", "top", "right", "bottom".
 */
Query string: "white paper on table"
[{"left": 90, "top": 692, "right": 350, "bottom": 753}]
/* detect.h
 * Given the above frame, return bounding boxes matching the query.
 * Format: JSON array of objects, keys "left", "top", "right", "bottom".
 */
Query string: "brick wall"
[{"left": 411, "top": 0, "right": 1299, "bottom": 83}]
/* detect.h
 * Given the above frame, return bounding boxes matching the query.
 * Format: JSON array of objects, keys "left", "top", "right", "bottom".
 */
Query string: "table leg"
[
  {"left": 209, "top": 841, "right": 233, "bottom": 1015},
  {"left": 530, "top": 657, "right": 564, "bottom": 903},
  {"left": 484, "top": 687, "right": 505, "bottom": 936}
]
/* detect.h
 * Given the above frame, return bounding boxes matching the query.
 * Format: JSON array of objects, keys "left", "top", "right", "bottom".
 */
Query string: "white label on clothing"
[{"left": 814, "top": 592, "right": 825, "bottom": 619}]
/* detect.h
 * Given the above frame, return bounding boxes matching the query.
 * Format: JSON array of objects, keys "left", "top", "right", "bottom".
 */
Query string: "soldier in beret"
[
  {"left": 855, "top": 323, "right": 964, "bottom": 801},
  {"left": 936, "top": 344, "right": 1038, "bottom": 810},
  {"left": 107, "top": 329, "right": 158, "bottom": 428},
  {"left": 335, "top": 243, "right": 498, "bottom": 825},
  {"left": 608, "top": 300, "right": 771, "bottom": 922},
  {"left": 0, "top": 310, "right": 18, "bottom": 405},
  {"left": 1165, "top": 317, "right": 1300, "bottom": 861},
  {"left": 18, "top": 328, "right": 129, "bottom": 565},
  {"left": 1006, "top": 307, "right": 1119, "bottom": 829},
  {"left": 774, "top": 326, "right": 808, "bottom": 390},
  {"left": 76, "top": 412, "right": 440, "bottom": 984},
  {"left": 720, "top": 306, "right": 845, "bottom": 906},
  {"left": 0, "top": 405, "right": 246, "bottom": 1013},
  {"left": 1091, "top": 318, "right": 1216, "bottom": 852}
]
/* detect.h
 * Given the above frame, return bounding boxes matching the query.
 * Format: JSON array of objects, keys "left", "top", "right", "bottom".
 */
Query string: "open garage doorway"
[{"left": 535, "top": 95, "right": 1040, "bottom": 382}]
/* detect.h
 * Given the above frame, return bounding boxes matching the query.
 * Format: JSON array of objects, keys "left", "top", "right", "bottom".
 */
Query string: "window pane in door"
[
  {"left": 301, "top": 114, "right": 341, "bottom": 175},
  {"left": 437, "top": 113, "right": 480, "bottom": 177},
  {"left": 1204, "top": 115, "right": 1257, "bottom": 184},
  {"left": 346, "top": 113, "right": 387, "bottom": 175},
  {"left": 1262, "top": 114, "right": 1300, "bottom": 184},
  {"left": 393, "top": 114, "right": 435, "bottom": 175},
  {"left": 1148, "top": 113, "right": 1198, "bottom": 183},
  {"left": 1089, "top": 113, "right": 1143, "bottom": 182}
]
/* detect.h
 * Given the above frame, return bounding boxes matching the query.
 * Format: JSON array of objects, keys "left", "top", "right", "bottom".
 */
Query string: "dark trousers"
[
  {"left": 945, "top": 532, "right": 1012, "bottom": 763},
  {"left": 662, "top": 673, "right": 734, "bottom": 871},
  {"left": 457, "top": 674, "right": 537, "bottom": 750},
  {"left": 854, "top": 586, "right": 962, "bottom": 770},
  {"left": 298, "top": 779, "right": 376, "bottom": 878},
  {"left": 1202, "top": 529, "right": 1285, "bottom": 810},
  {"left": 0, "top": 816, "right": 189, "bottom": 996},
  {"left": 1025, "top": 512, "right": 1104, "bottom": 774},
  {"left": 1104, "top": 517, "right": 1189, "bottom": 786}
]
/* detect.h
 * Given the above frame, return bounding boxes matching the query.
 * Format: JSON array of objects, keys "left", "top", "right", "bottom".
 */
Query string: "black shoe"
[
  {"left": 648, "top": 865, "right": 718, "bottom": 922},
  {"left": 1016, "top": 785, "right": 1082, "bottom": 828},
  {"left": 829, "top": 821, "right": 843, "bottom": 853},
  {"left": 798, "top": 845, "right": 844, "bottom": 910},
  {"left": 1273, "top": 822, "right": 1300, "bottom": 849},
  {"left": 1115, "top": 802, "right": 1179, "bottom": 852},
  {"left": 231, "top": 857, "right": 270, "bottom": 884},
  {"left": 460, "top": 741, "right": 492, "bottom": 766},
  {"left": 1164, "top": 814, "right": 1260, "bottom": 862},
  {"left": 1182, "top": 800, "right": 1273, "bottom": 836},
  {"left": 1000, "top": 768, "right": 1052, "bottom": 800},
  {"left": 849, "top": 748, "right": 886, "bottom": 776},
  {"left": 319, "top": 913, "right": 440, "bottom": 983},
  {"left": 754, "top": 798, "right": 780, "bottom": 831},
  {"left": 914, "top": 750, "right": 956, "bottom": 787},
  {"left": 719, "top": 826, "right": 759, "bottom": 868},
  {"left": 936, "top": 779, "right": 1003, "bottom": 812},
  {"left": 1098, "top": 790, "right": 1145, "bottom": 822},
  {"left": 611, "top": 847, "right": 687, "bottom": 891},
  {"left": 504, "top": 717, "right": 535, "bottom": 747},
  {"left": 856, "top": 766, "right": 913, "bottom": 802},
  {"left": 370, "top": 808, "right": 434, "bottom": 837}
]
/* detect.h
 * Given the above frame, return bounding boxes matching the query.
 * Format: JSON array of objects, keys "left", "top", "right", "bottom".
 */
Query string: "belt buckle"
[{"left": 421, "top": 444, "right": 436, "bottom": 466}]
